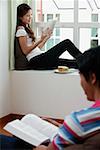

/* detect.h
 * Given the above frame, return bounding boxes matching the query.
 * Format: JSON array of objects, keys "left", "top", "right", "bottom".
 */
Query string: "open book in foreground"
[{"left": 4, "top": 114, "right": 58, "bottom": 146}]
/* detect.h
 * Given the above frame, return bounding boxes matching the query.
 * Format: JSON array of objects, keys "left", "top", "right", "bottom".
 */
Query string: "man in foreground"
[{"left": 34, "top": 46, "right": 100, "bottom": 150}]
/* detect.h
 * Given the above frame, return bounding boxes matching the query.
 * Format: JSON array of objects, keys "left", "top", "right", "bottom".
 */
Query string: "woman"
[{"left": 14, "top": 3, "right": 82, "bottom": 70}]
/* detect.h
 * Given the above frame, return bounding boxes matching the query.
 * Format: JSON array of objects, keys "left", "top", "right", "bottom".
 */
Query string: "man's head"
[{"left": 77, "top": 46, "right": 100, "bottom": 101}]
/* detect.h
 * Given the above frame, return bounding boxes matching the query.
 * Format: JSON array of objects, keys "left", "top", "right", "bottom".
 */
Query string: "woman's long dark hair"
[{"left": 16, "top": 3, "right": 35, "bottom": 41}]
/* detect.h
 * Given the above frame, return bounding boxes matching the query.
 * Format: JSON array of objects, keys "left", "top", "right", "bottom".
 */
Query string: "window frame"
[{"left": 34, "top": 0, "right": 100, "bottom": 51}]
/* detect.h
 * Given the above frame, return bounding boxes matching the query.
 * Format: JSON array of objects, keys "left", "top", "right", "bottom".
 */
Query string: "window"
[{"left": 33, "top": 0, "right": 100, "bottom": 58}]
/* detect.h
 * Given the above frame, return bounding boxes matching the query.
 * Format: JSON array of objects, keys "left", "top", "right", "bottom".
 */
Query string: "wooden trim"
[
  {"left": 0, "top": 114, "right": 24, "bottom": 125},
  {"left": 0, "top": 114, "right": 24, "bottom": 136}
]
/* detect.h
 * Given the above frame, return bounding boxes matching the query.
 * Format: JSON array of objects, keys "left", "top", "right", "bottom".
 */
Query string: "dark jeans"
[
  {"left": 29, "top": 39, "right": 82, "bottom": 70},
  {"left": 0, "top": 134, "right": 33, "bottom": 150}
]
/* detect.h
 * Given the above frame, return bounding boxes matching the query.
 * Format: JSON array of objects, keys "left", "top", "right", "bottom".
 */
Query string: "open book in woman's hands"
[
  {"left": 40, "top": 20, "right": 56, "bottom": 35},
  {"left": 4, "top": 114, "right": 58, "bottom": 147}
]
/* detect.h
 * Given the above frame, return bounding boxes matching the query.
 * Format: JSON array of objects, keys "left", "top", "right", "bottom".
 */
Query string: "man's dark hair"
[{"left": 77, "top": 46, "right": 100, "bottom": 87}]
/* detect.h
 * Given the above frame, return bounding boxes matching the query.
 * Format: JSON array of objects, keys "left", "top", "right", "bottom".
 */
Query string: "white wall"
[
  {"left": 11, "top": 71, "right": 91, "bottom": 119},
  {"left": 0, "top": 0, "right": 11, "bottom": 118}
]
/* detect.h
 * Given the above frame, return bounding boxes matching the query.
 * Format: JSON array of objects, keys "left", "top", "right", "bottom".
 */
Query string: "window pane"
[
  {"left": 78, "top": 0, "right": 100, "bottom": 23},
  {"left": 55, "top": 38, "right": 60, "bottom": 45},
  {"left": 46, "top": 39, "right": 54, "bottom": 50},
  {"left": 55, "top": 28, "right": 60, "bottom": 36},
  {"left": 92, "top": 14, "right": 98, "bottom": 22},
  {"left": 91, "top": 39, "right": 98, "bottom": 48},
  {"left": 59, "top": 28, "right": 73, "bottom": 41},
  {"left": 35, "top": 0, "right": 74, "bottom": 22},
  {"left": 91, "top": 28, "right": 98, "bottom": 37},
  {"left": 80, "top": 28, "right": 100, "bottom": 52},
  {"left": 56, "top": 14, "right": 60, "bottom": 21},
  {"left": 47, "top": 14, "right": 53, "bottom": 21}
]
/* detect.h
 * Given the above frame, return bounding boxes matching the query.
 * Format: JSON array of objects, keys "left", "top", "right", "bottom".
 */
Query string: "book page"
[
  {"left": 40, "top": 20, "right": 56, "bottom": 34},
  {"left": 21, "top": 114, "right": 58, "bottom": 141},
  {"left": 4, "top": 119, "right": 49, "bottom": 146}
]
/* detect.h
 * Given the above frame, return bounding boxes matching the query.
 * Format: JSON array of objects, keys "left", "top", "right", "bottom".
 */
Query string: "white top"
[{"left": 16, "top": 26, "right": 43, "bottom": 61}]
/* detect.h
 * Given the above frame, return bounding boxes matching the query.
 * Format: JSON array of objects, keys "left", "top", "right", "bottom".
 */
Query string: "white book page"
[
  {"left": 40, "top": 20, "right": 56, "bottom": 34},
  {"left": 21, "top": 114, "right": 58, "bottom": 141},
  {"left": 4, "top": 119, "right": 49, "bottom": 146}
]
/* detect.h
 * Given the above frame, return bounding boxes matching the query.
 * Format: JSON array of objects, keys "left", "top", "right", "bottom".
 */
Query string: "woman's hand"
[
  {"left": 41, "top": 28, "right": 53, "bottom": 40},
  {"left": 41, "top": 32, "right": 48, "bottom": 41},
  {"left": 38, "top": 28, "right": 53, "bottom": 49},
  {"left": 46, "top": 28, "right": 53, "bottom": 38}
]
